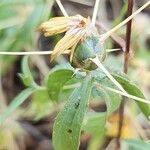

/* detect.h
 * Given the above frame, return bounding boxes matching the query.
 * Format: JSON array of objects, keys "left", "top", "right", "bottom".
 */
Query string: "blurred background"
[{"left": 0, "top": 0, "right": 150, "bottom": 150}]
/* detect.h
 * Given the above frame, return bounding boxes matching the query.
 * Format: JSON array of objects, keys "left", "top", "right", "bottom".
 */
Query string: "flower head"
[{"left": 39, "top": 15, "right": 98, "bottom": 61}]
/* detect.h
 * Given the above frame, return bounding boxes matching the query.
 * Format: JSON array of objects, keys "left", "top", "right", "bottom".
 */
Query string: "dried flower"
[{"left": 39, "top": 15, "right": 98, "bottom": 61}]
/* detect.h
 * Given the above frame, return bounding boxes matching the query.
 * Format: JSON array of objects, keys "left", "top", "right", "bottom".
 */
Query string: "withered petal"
[
  {"left": 70, "top": 39, "right": 80, "bottom": 62},
  {"left": 39, "top": 17, "right": 71, "bottom": 36},
  {"left": 38, "top": 15, "right": 87, "bottom": 37},
  {"left": 51, "top": 29, "right": 85, "bottom": 61}
]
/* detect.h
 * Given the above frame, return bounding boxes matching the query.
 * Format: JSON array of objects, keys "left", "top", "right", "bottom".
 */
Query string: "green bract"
[{"left": 72, "top": 36, "right": 106, "bottom": 70}]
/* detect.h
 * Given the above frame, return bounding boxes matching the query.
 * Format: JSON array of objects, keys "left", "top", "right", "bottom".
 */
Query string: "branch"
[
  {"left": 100, "top": 1, "right": 150, "bottom": 41},
  {"left": 56, "top": 0, "right": 69, "bottom": 17},
  {"left": 0, "top": 50, "right": 70, "bottom": 55},
  {"left": 92, "top": 0, "right": 100, "bottom": 26},
  {"left": 117, "top": 0, "right": 133, "bottom": 148},
  {"left": 98, "top": 85, "right": 150, "bottom": 105},
  {"left": 91, "top": 57, "right": 127, "bottom": 94}
]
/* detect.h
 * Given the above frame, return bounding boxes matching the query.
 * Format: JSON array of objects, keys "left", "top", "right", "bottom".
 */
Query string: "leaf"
[
  {"left": 102, "top": 89, "right": 121, "bottom": 114},
  {"left": 85, "top": 112, "right": 106, "bottom": 150},
  {"left": 0, "top": 87, "right": 35, "bottom": 124},
  {"left": 94, "top": 70, "right": 150, "bottom": 118},
  {"left": 0, "top": 0, "right": 39, "bottom": 6},
  {"left": 19, "top": 56, "right": 37, "bottom": 87},
  {"left": 26, "top": 88, "right": 53, "bottom": 120},
  {"left": 82, "top": 112, "right": 106, "bottom": 134},
  {"left": 1, "top": 3, "right": 52, "bottom": 75},
  {"left": 113, "top": 73, "right": 150, "bottom": 118},
  {"left": 95, "top": 86, "right": 121, "bottom": 114},
  {"left": 125, "top": 139, "right": 150, "bottom": 150},
  {"left": 59, "top": 78, "right": 82, "bottom": 102},
  {"left": 47, "top": 64, "right": 75, "bottom": 101},
  {"left": 92, "top": 71, "right": 121, "bottom": 114},
  {"left": 12, "top": 4, "right": 50, "bottom": 49},
  {"left": 53, "top": 75, "right": 93, "bottom": 150}
]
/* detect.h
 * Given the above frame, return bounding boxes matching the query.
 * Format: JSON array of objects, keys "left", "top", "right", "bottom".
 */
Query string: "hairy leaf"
[
  {"left": 113, "top": 73, "right": 150, "bottom": 118},
  {"left": 92, "top": 72, "right": 121, "bottom": 114},
  {"left": 83, "top": 112, "right": 106, "bottom": 134},
  {"left": 47, "top": 64, "right": 75, "bottom": 101},
  {"left": 53, "top": 75, "right": 93, "bottom": 150}
]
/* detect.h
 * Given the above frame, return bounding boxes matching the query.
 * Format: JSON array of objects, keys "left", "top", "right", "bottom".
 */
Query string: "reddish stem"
[{"left": 117, "top": 0, "right": 133, "bottom": 149}]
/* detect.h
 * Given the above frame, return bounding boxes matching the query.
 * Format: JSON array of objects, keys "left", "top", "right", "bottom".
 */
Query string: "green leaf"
[
  {"left": 93, "top": 71, "right": 121, "bottom": 114},
  {"left": 1, "top": 3, "right": 52, "bottom": 75},
  {"left": 102, "top": 88, "right": 121, "bottom": 114},
  {"left": 94, "top": 70, "right": 150, "bottom": 118},
  {"left": 94, "top": 86, "right": 121, "bottom": 114},
  {"left": 112, "top": 0, "right": 128, "bottom": 27},
  {"left": 11, "top": 4, "right": 49, "bottom": 49},
  {"left": 82, "top": 112, "right": 106, "bottom": 134},
  {"left": 124, "top": 139, "right": 150, "bottom": 150},
  {"left": 83, "top": 112, "right": 106, "bottom": 150},
  {"left": 0, "top": 0, "right": 50, "bottom": 6},
  {"left": 47, "top": 65, "right": 75, "bottom": 101},
  {"left": 0, "top": 87, "right": 35, "bottom": 124},
  {"left": 26, "top": 88, "right": 53, "bottom": 120},
  {"left": 113, "top": 73, "right": 150, "bottom": 118},
  {"left": 53, "top": 75, "right": 93, "bottom": 150},
  {"left": 59, "top": 78, "right": 82, "bottom": 102},
  {"left": 19, "top": 56, "right": 37, "bottom": 87}
]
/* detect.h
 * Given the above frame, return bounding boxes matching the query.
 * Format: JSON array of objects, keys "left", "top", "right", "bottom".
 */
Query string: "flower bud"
[{"left": 72, "top": 36, "right": 106, "bottom": 70}]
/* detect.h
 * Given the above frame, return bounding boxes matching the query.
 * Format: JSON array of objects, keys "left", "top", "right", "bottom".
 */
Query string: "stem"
[
  {"left": 117, "top": 0, "right": 133, "bottom": 149},
  {"left": 100, "top": 0, "right": 150, "bottom": 41},
  {"left": 0, "top": 49, "right": 120, "bottom": 56},
  {"left": 99, "top": 85, "right": 150, "bottom": 105},
  {"left": 106, "top": 48, "right": 121, "bottom": 52},
  {"left": 56, "top": 0, "right": 69, "bottom": 17},
  {"left": 0, "top": 59, "right": 7, "bottom": 111},
  {"left": 92, "top": 0, "right": 100, "bottom": 26},
  {"left": 0, "top": 50, "right": 70, "bottom": 55},
  {"left": 124, "top": 4, "right": 133, "bottom": 73},
  {"left": 91, "top": 57, "right": 127, "bottom": 94}
]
